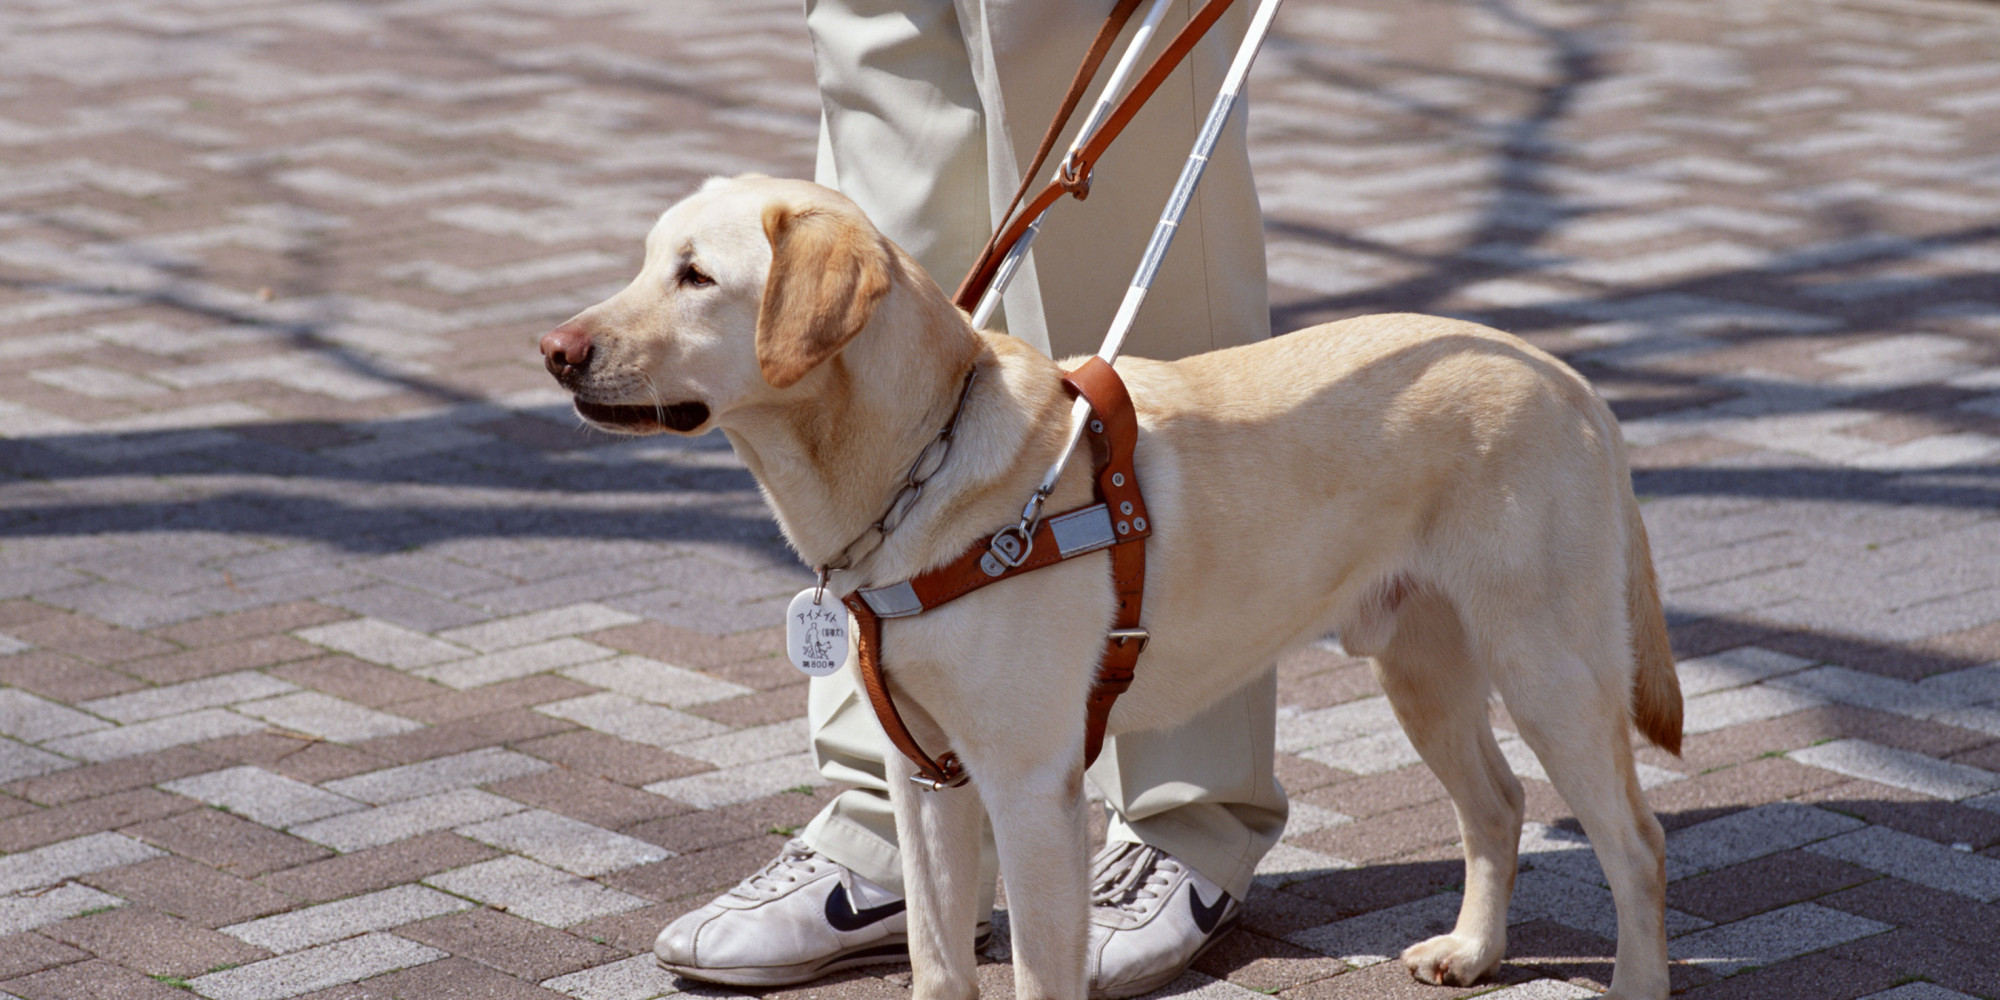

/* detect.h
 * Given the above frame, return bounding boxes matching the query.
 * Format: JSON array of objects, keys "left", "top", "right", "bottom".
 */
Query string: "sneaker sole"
[
  {"left": 1086, "top": 911, "right": 1241, "bottom": 1000},
  {"left": 657, "top": 931, "right": 992, "bottom": 988}
]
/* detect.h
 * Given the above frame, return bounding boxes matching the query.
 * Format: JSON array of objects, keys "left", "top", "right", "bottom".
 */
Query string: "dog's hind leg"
[
  {"left": 975, "top": 747, "right": 1091, "bottom": 1000},
  {"left": 1491, "top": 639, "right": 1670, "bottom": 1000},
  {"left": 887, "top": 725, "right": 989, "bottom": 1000},
  {"left": 1366, "top": 585, "right": 1524, "bottom": 988}
]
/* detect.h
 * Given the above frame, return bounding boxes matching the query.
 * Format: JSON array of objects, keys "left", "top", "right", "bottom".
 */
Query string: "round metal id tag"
[{"left": 786, "top": 588, "right": 849, "bottom": 677}]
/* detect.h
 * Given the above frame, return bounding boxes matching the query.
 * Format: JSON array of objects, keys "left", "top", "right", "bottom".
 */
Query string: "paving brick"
[
  {"left": 425, "top": 856, "right": 651, "bottom": 928},
  {"left": 234, "top": 691, "right": 424, "bottom": 743},
  {"left": 1666, "top": 850, "right": 1880, "bottom": 924},
  {"left": 356, "top": 955, "right": 569, "bottom": 999},
  {"left": 1791, "top": 739, "right": 2000, "bottom": 801},
  {"left": 396, "top": 907, "right": 625, "bottom": 982},
  {"left": 457, "top": 809, "right": 671, "bottom": 877},
  {"left": 642, "top": 752, "right": 821, "bottom": 810},
  {"left": 0, "top": 957, "right": 194, "bottom": 1000},
  {"left": 538, "top": 954, "right": 678, "bottom": 1000},
  {"left": 0, "top": 932, "right": 87, "bottom": 981},
  {"left": 3, "top": 616, "right": 175, "bottom": 664},
  {"left": 1283, "top": 891, "right": 1461, "bottom": 966},
  {"left": 0, "top": 788, "right": 197, "bottom": 853},
  {"left": 684, "top": 683, "right": 810, "bottom": 728},
  {"left": 487, "top": 769, "right": 686, "bottom": 830},
  {"left": 121, "top": 807, "right": 331, "bottom": 878},
  {"left": 356, "top": 708, "right": 574, "bottom": 765},
  {"left": 580, "top": 622, "right": 783, "bottom": 675},
  {"left": 0, "top": 649, "right": 144, "bottom": 703},
  {"left": 1830, "top": 928, "right": 1997, "bottom": 998},
  {"left": 1667, "top": 902, "right": 1891, "bottom": 976},
  {"left": 77, "top": 671, "right": 298, "bottom": 723},
  {"left": 2, "top": 745, "right": 224, "bottom": 806},
  {"left": 1796, "top": 778, "right": 2000, "bottom": 849},
  {"left": 188, "top": 931, "right": 445, "bottom": 1000},
  {"left": 147, "top": 601, "right": 353, "bottom": 648},
  {"left": 0, "top": 882, "right": 130, "bottom": 936},
  {"left": 0, "top": 737, "right": 75, "bottom": 785},
  {"left": 1807, "top": 824, "right": 2000, "bottom": 901},
  {"left": 322, "top": 747, "right": 552, "bottom": 804},
  {"left": 415, "top": 638, "right": 616, "bottom": 690},
  {"left": 512, "top": 731, "right": 711, "bottom": 787},
  {"left": 256, "top": 832, "right": 500, "bottom": 904},
  {"left": 438, "top": 604, "right": 641, "bottom": 653},
  {"left": 161, "top": 766, "right": 365, "bottom": 827},
  {"left": 294, "top": 618, "right": 470, "bottom": 669},
  {"left": 267, "top": 655, "right": 449, "bottom": 708},
  {"left": 220, "top": 884, "right": 472, "bottom": 953},
  {"left": 0, "top": 689, "right": 110, "bottom": 743},
  {"left": 81, "top": 856, "right": 297, "bottom": 928},
  {"left": 537, "top": 693, "right": 730, "bottom": 748},
  {"left": 290, "top": 789, "right": 528, "bottom": 852},
  {"left": 40, "top": 708, "right": 267, "bottom": 762},
  {"left": 1667, "top": 802, "right": 1866, "bottom": 874},
  {"left": 386, "top": 673, "right": 598, "bottom": 723},
  {"left": 42, "top": 905, "right": 271, "bottom": 977},
  {"left": 559, "top": 655, "right": 752, "bottom": 707},
  {"left": 1818, "top": 878, "right": 2000, "bottom": 951},
  {"left": 117, "top": 635, "right": 324, "bottom": 685}
]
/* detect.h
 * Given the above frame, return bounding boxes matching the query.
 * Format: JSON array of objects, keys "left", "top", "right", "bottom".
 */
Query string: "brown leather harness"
[{"left": 842, "top": 357, "right": 1150, "bottom": 790}]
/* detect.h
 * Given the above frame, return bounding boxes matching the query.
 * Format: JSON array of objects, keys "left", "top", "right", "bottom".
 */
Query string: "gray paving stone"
[
  {"left": 1510, "top": 870, "right": 1711, "bottom": 942},
  {"left": 1807, "top": 825, "right": 2000, "bottom": 902},
  {"left": 40, "top": 708, "right": 267, "bottom": 761},
  {"left": 1859, "top": 985, "right": 1986, "bottom": 1000},
  {"left": 0, "top": 736, "right": 77, "bottom": 783},
  {"left": 558, "top": 654, "right": 753, "bottom": 707},
  {"left": 1675, "top": 646, "right": 1818, "bottom": 696},
  {"left": 294, "top": 618, "right": 471, "bottom": 669},
  {"left": 454, "top": 808, "right": 671, "bottom": 876},
  {"left": 320, "top": 747, "right": 552, "bottom": 804},
  {"left": 1682, "top": 683, "right": 1828, "bottom": 735},
  {"left": 0, "top": 632, "right": 29, "bottom": 655},
  {"left": 413, "top": 638, "right": 616, "bottom": 689},
  {"left": 78, "top": 671, "right": 300, "bottom": 723},
  {"left": 220, "top": 884, "right": 474, "bottom": 953},
  {"left": 0, "top": 688, "right": 112, "bottom": 743},
  {"left": 423, "top": 855, "right": 650, "bottom": 927},
  {"left": 1667, "top": 903, "right": 1891, "bottom": 976},
  {"left": 1300, "top": 729, "right": 1424, "bottom": 775},
  {"left": 162, "top": 765, "right": 366, "bottom": 827},
  {"left": 643, "top": 752, "right": 821, "bottom": 809},
  {"left": 671, "top": 718, "right": 808, "bottom": 767},
  {"left": 0, "top": 832, "right": 163, "bottom": 894},
  {"left": 1666, "top": 802, "right": 1867, "bottom": 874},
  {"left": 187, "top": 931, "right": 445, "bottom": 1000},
  {"left": 0, "top": 882, "right": 128, "bottom": 935},
  {"left": 320, "top": 584, "right": 493, "bottom": 631},
  {"left": 1770, "top": 666, "right": 1961, "bottom": 717},
  {"left": 435, "top": 602, "right": 640, "bottom": 653},
  {"left": 289, "top": 789, "right": 528, "bottom": 851},
  {"left": 1789, "top": 739, "right": 2000, "bottom": 800},
  {"left": 233, "top": 691, "right": 423, "bottom": 742},
  {"left": 540, "top": 954, "right": 679, "bottom": 1000},
  {"left": 536, "top": 692, "right": 730, "bottom": 748}
]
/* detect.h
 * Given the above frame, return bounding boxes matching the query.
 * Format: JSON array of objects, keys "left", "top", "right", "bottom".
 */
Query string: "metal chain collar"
[{"left": 815, "top": 365, "right": 981, "bottom": 592}]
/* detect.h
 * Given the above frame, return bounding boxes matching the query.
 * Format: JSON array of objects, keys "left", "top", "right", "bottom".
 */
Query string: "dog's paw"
[{"left": 1400, "top": 933, "right": 1501, "bottom": 987}]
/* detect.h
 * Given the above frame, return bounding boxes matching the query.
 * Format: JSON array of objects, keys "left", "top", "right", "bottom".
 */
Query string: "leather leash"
[
  {"left": 843, "top": 358, "right": 1150, "bottom": 790},
  {"left": 954, "top": 0, "right": 1240, "bottom": 311}
]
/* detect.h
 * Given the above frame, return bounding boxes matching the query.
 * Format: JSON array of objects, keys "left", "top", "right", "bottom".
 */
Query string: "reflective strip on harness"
[
  {"left": 1050, "top": 504, "right": 1118, "bottom": 557},
  {"left": 859, "top": 581, "right": 923, "bottom": 619}
]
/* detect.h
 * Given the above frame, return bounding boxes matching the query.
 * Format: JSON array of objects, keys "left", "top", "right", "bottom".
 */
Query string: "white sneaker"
[
  {"left": 1085, "top": 842, "right": 1240, "bottom": 1000},
  {"left": 655, "top": 839, "right": 986, "bottom": 986}
]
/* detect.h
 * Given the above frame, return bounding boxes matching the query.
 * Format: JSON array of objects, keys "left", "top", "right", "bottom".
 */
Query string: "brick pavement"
[{"left": 0, "top": 0, "right": 1997, "bottom": 997}]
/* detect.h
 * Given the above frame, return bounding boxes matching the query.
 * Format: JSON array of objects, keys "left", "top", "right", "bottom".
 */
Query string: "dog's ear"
[{"left": 756, "top": 201, "right": 892, "bottom": 389}]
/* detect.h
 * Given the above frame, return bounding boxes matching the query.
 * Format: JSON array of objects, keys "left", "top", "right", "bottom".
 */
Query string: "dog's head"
[{"left": 540, "top": 175, "right": 895, "bottom": 435}]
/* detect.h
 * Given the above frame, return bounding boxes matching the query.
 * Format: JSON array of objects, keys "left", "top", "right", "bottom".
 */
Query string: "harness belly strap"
[{"left": 842, "top": 357, "right": 1150, "bottom": 789}]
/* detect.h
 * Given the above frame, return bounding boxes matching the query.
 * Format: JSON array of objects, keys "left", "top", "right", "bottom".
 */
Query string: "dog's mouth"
[{"left": 574, "top": 398, "right": 711, "bottom": 435}]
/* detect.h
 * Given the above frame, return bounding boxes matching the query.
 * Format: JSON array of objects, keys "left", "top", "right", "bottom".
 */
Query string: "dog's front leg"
[
  {"left": 888, "top": 749, "right": 986, "bottom": 1000},
  {"left": 977, "top": 749, "right": 1090, "bottom": 1000}
]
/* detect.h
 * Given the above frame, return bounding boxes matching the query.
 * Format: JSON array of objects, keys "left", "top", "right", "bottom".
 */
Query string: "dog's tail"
[{"left": 1623, "top": 489, "right": 1682, "bottom": 755}]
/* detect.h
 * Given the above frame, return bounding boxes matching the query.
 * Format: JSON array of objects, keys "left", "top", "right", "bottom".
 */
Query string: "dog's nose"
[{"left": 541, "top": 321, "right": 593, "bottom": 378}]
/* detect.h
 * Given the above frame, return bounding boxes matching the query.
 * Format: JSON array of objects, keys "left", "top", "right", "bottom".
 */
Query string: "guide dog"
[{"left": 540, "top": 175, "right": 1682, "bottom": 1000}]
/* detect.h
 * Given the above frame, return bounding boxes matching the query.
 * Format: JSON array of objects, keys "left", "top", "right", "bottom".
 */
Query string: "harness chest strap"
[{"left": 841, "top": 357, "right": 1150, "bottom": 790}]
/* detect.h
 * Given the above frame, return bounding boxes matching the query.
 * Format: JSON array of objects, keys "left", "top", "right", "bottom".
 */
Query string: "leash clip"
[
  {"left": 988, "top": 488, "right": 1053, "bottom": 570},
  {"left": 1058, "top": 153, "right": 1093, "bottom": 200}
]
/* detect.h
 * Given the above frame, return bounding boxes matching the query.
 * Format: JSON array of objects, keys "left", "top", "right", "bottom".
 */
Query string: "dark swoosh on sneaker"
[
  {"left": 825, "top": 883, "right": 907, "bottom": 932},
  {"left": 1188, "top": 886, "right": 1232, "bottom": 936}
]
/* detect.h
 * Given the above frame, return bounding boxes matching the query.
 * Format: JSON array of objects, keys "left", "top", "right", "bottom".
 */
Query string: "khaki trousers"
[{"left": 798, "top": 0, "right": 1285, "bottom": 900}]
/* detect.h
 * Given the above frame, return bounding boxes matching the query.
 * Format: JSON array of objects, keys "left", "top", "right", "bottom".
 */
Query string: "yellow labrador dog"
[{"left": 540, "top": 175, "right": 1683, "bottom": 1000}]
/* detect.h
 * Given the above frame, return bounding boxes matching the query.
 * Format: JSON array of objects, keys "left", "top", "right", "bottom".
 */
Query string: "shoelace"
[
  {"left": 1088, "top": 842, "right": 1180, "bottom": 914},
  {"left": 729, "top": 839, "right": 824, "bottom": 901}
]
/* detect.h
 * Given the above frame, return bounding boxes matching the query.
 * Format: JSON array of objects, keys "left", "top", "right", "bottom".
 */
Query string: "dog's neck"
[{"left": 721, "top": 255, "right": 1069, "bottom": 589}]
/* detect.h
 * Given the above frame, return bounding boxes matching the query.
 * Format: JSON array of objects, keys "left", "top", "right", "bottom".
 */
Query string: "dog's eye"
[{"left": 679, "top": 263, "right": 715, "bottom": 288}]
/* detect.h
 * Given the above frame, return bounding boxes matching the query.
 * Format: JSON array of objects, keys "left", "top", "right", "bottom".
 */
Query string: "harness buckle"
[
  {"left": 987, "top": 524, "right": 1034, "bottom": 569},
  {"left": 1108, "top": 628, "right": 1150, "bottom": 653}
]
